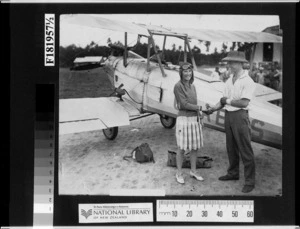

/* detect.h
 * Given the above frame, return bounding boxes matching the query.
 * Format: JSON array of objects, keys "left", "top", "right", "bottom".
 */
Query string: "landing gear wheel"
[
  {"left": 102, "top": 127, "right": 118, "bottom": 140},
  {"left": 160, "top": 115, "right": 176, "bottom": 129}
]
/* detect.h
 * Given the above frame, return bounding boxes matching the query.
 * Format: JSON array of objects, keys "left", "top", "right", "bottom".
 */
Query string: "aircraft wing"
[
  {"left": 254, "top": 83, "right": 282, "bottom": 102},
  {"left": 59, "top": 97, "right": 141, "bottom": 135},
  {"left": 172, "top": 28, "right": 282, "bottom": 43},
  {"left": 64, "top": 15, "right": 282, "bottom": 43},
  {"left": 139, "top": 24, "right": 282, "bottom": 43},
  {"left": 64, "top": 14, "right": 149, "bottom": 36}
]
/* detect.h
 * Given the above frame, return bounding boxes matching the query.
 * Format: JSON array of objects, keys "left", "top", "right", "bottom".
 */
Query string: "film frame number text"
[{"left": 45, "top": 14, "right": 55, "bottom": 66}]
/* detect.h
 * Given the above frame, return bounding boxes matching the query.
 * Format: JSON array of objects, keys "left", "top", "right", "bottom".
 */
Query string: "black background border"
[{"left": 5, "top": 2, "right": 296, "bottom": 227}]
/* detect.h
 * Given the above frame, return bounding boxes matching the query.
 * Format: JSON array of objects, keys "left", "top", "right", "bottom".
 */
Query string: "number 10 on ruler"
[{"left": 156, "top": 200, "right": 254, "bottom": 222}]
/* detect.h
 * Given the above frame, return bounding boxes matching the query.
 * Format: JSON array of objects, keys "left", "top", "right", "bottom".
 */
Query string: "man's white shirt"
[{"left": 223, "top": 71, "right": 256, "bottom": 112}]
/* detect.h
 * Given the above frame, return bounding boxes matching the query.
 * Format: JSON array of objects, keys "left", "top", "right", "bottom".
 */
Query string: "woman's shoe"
[
  {"left": 176, "top": 173, "right": 185, "bottom": 184},
  {"left": 190, "top": 170, "right": 204, "bottom": 181}
]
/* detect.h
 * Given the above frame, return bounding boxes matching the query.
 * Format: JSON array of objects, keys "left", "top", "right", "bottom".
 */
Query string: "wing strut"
[
  {"left": 185, "top": 37, "right": 198, "bottom": 71},
  {"left": 148, "top": 30, "right": 166, "bottom": 77},
  {"left": 184, "top": 38, "right": 187, "bottom": 62},
  {"left": 162, "top": 35, "right": 167, "bottom": 60},
  {"left": 147, "top": 37, "right": 151, "bottom": 72},
  {"left": 123, "top": 32, "right": 128, "bottom": 67},
  {"left": 249, "top": 43, "right": 257, "bottom": 73}
]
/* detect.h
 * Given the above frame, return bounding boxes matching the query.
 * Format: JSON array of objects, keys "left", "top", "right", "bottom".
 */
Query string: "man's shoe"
[
  {"left": 242, "top": 185, "right": 255, "bottom": 193},
  {"left": 176, "top": 173, "right": 185, "bottom": 184},
  {"left": 190, "top": 170, "right": 204, "bottom": 181},
  {"left": 218, "top": 174, "right": 239, "bottom": 181}
]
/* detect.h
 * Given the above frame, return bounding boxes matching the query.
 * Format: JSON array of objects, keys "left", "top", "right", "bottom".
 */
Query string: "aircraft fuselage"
[{"left": 104, "top": 56, "right": 282, "bottom": 149}]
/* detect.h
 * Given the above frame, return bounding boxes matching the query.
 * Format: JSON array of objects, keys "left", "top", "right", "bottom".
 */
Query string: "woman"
[{"left": 173, "top": 62, "right": 204, "bottom": 184}]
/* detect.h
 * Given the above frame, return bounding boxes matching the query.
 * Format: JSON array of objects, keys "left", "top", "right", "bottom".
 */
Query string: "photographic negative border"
[{"left": 7, "top": 2, "right": 295, "bottom": 227}]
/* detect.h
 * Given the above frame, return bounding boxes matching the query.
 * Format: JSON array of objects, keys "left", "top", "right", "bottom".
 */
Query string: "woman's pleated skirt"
[{"left": 176, "top": 116, "right": 203, "bottom": 151}]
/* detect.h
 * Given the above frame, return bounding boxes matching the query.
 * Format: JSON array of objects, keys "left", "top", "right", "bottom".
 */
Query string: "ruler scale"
[
  {"left": 33, "top": 112, "right": 55, "bottom": 225},
  {"left": 157, "top": 200, "right": 254, "bottom": 222}
]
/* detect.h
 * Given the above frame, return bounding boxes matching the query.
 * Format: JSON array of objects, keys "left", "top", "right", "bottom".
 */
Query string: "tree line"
[{"left": 59, "top": 40, "right": 253, "bottom": 68}]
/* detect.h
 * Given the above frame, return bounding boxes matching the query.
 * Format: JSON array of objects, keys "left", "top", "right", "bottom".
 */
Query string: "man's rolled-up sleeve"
[{"left": 241, "top": 80, "right": 256, "bottom": 100}]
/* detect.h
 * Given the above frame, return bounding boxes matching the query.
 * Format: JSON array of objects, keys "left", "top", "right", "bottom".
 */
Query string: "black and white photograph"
[
  {"left": 6, "top": 2, "right": 296, "bottom": 227},
  {"left": 59, "top": 14, "right": 283, "bottom": 196}
]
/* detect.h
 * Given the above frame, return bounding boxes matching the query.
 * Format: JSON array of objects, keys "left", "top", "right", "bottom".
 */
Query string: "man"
[
  {"left": 221, "top": 66, "right": 231, "bottom": 82},
  {"left": 271, "top": 66, "right": 281, "bottom": 91},
  {"left": 249, "top": 63, "right": 258, "bottom": 82},
  {"left": 256, "top": 67, "right": 265, "bottom": 85},
  {"left": 276, "top": 67, "right": 283, "bottom": 92},
  {"left": 206, "top": 51, "right": 256, "bottom": 193},
  {"left": 211, "top": 66, "right": 221, "bottom": 81}
]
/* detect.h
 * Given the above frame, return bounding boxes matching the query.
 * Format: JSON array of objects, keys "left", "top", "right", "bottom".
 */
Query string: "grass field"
[{"left": 59, "top": 67, "right": 113, "bottom": 99}]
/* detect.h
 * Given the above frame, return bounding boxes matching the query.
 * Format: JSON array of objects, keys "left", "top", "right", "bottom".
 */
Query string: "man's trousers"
[{"left": 225, "top": 109, "right": 255, "bottom": 186}]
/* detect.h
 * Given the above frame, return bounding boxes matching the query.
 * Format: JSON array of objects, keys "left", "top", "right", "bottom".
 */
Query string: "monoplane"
[{"left": 60, "top": 15, "right": 282, "bottom": 149}]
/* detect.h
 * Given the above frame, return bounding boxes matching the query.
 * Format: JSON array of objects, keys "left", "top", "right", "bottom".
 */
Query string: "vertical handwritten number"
[
  {"left": 46, "top": 47, "right": 54, "bottom": 52},
  {"left": 45, "top": 14, "right": 55, "bottom": 66}
]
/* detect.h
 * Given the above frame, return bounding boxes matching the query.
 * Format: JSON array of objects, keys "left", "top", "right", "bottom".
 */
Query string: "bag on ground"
[
  {"left": 123, "top": 143, "right": 155, "bottom": 163},
  {"left": 167, "top": 150, "right": 212, "bottom": 168}
]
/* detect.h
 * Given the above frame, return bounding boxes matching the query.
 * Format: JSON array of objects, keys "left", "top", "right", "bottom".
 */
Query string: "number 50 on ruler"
[{"left": 156, "top": 200, "right": 254, "bottom": 222}]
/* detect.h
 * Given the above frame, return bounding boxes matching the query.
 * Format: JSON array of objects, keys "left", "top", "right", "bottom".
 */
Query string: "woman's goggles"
[{"left": 180, "top": 64, "right": 193, "bottom": 70}]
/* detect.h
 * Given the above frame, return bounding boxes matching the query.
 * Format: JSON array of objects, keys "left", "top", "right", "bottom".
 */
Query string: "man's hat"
[{"left": 222, "top": 51, "right": 248, "bottom": 63}]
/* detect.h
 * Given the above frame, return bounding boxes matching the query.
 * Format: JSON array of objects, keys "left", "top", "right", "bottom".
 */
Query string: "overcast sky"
[{"left": 60, "top": 14, "right": 280, "bottom": 54}]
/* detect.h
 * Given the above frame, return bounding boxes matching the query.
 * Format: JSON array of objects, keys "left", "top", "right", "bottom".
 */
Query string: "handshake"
[
  {"left": 202, "top": 104, "right": 214, "bottom": 115},
  {"left": 201, "top": 97, "right": 230, "bottom": 116}
]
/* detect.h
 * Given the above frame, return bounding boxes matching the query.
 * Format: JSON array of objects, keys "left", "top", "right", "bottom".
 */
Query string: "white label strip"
[
  {"left": 79, "top": 203, "right": 153, "bottom": 223},
  {"left": 44, "top": 14, "right": 55, "bottom": 66},
  {"left": 157, "top": 200, "right": 254, "bottom": 222},
  {"left": 34, "top": 203, "right": 53, "bottom": 214},
  {"left": 109, "top": 189, "right": 165, "bottom": 196}
]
